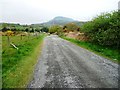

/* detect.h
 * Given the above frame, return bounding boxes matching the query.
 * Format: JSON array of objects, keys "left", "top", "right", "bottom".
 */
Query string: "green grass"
[
  {"left": 62, "top": 36, "right": 120, "bottom": 63},
  {"left": 2, "top": 34, "right": 46, "bottom": 88}
]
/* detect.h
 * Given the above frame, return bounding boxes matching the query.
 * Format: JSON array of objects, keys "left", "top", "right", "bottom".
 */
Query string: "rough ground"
[{"left": 28, "top": 35, "right": 118, "bottom": 88}]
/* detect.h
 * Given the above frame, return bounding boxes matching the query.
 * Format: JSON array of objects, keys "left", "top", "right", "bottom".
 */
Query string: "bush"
[
  {"left": 81, "top": 11, "right": 120, "bottom": 48},
  {"left": 63, "top": 23, "right": 79, "bottom": 32},
  {"left": 2, "top": 27, "right": 9, "bottom": 32},
  {"left": 49, "top": 25, "right": 62, "bottom": 34},
  {"left": 41, "top": 27, "right": 49, "bottom": 32}
]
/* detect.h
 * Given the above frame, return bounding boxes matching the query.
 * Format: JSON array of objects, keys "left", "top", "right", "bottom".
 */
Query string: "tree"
[
  {"left": 30, "top": 28, "right": 34, "bottom": 33},
  {"left": 2, "top": 27, "right": 8, "bottom": 32},
  {"left": 25, "top": 28, "right": 29, "bottom": 32},
  {"left": 41, "top": 27, "right": 49, "bottom": 32},
  {"left": 64, "top": 23, "right": 79, "bottom": 32},
  {"left": 49, "top": 25, "right": 62, "bottom": 34}
]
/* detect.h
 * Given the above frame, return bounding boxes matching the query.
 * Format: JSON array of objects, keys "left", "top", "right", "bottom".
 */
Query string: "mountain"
[
  {"left": 40, "top": 16, "right": 78, "bottom": 26},
  {"left": 31, "top": 16, "right": 87, "bottom": 27}
]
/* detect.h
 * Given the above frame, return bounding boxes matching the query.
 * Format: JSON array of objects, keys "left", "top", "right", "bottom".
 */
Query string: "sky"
[{"left": 0, "top": 0, "right": 120, "bottom": 24}]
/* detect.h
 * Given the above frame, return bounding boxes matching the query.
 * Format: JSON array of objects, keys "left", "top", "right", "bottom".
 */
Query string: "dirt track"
[{"left": 28, "top": 35, "right": 118, "bottom": 88}]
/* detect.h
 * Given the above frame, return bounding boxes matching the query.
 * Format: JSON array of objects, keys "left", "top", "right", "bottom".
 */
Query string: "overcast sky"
[{"left": 0, "top": 0, "right": 119, "bottom": 24}]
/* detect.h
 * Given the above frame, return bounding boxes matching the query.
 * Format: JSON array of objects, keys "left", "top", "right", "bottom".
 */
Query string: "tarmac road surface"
[{"left": 28, "top": 35, "right": 118, "bottom": 88}]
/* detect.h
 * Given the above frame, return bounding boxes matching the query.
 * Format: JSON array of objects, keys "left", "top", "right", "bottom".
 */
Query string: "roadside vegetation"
[
  {"left": 81, "top": 11, "right": 120, "bottom": 49},
  {"left": 49, "top": 25, "right": 63, "bottom": 36},
  {"left": 2, "top": 31, "right": 46, "bottom": 88},
  {"left": 60, "top": 10, "right": 120, "bottom": 63}
]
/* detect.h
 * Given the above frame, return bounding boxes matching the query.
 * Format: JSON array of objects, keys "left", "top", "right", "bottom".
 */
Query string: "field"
[{"left": 2, "top": 33, "right": 46, "bottom": 88}]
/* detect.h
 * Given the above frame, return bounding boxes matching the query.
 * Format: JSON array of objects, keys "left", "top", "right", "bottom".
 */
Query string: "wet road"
[{"left": 28, "top": 35, "right": 118, "bottom": 88}]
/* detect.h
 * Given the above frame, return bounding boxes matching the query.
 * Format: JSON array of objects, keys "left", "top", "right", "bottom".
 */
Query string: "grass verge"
[
  {"left": 2, "top": 34, "right": 46, "bottom": 88},
  {"left": 61, "top": 36, "right": 120, "bottom": 63}
]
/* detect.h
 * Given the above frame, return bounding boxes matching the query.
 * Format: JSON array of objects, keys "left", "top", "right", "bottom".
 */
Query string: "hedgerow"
[{"left": 81, "top": 11, "right": 120, "bottom": 48}]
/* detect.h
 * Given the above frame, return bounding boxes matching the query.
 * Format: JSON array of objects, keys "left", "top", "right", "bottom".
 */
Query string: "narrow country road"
[{"left": 28, "top": 35, "right": 118, "bottom": 88}]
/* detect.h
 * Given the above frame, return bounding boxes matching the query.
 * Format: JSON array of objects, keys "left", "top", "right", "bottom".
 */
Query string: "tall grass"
[{"left": 2, "top": 34, "right": 46, "bottom": 88}]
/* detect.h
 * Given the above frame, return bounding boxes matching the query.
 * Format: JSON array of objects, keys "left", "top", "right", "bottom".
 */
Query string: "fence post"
[
  {"left": 7, "top": 35, "right": 10, "bottom": 46},
  {"left": 21, "top": 34, "right": 22, "bottom": 40}
]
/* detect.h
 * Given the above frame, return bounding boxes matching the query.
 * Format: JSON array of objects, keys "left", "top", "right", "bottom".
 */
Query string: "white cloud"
[{"left": 1, "top": 0, "right": 119, "bottom": 24}]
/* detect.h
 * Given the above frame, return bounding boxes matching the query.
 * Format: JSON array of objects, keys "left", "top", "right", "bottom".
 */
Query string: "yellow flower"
[{"left": 5, "top": 30, "right": 14, "bottom": 36}]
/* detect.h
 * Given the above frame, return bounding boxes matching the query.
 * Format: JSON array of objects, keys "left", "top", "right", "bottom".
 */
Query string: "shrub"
[
  {"left": 63, "top": 23, "right": 79, "bottom": 32},
  {"left": 81, "top": 11, "right": 120, "bottom": 48},
  {"left": 49, "top": 25, "right": 62, "bottom": 34},
  {"left": 41, "top": 27, "right": 49, "bottom": 32}
]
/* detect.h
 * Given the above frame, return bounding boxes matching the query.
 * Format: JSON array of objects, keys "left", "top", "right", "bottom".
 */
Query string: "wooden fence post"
[
  {"left": 21, "top": 34, "right": 22, "bottom": 40},
  {"left": 7, "top": 35, "right": 10, "bottom": 46}
]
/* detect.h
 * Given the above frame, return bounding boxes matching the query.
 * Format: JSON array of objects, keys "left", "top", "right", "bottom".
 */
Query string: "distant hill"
[
  {"left": 41, "top": 16, "right": 76, "bottom": 26},
  {"left": 32, "top": 16, "right": 87, "bottom": 27},
  {"left": 31, "top": 16, "right": 77, "bottom": 27}
]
